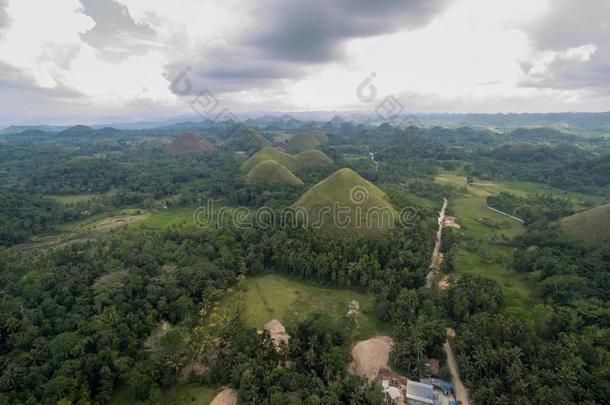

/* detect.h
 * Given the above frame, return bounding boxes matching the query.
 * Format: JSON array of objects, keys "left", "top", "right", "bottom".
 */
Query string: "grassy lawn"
[
  {"left": 112, "top": 383, "right": 219, "bottom": 405},
  {"left": 238, "top": 274, "right": 386, "bottom": 340}
]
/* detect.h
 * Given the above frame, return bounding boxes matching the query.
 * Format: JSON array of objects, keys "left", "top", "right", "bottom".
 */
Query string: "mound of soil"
[
  {"left": 263, "top": 319, "right": 290, "bottom": 348},
  {"left": 168, "top": 133, "right": 216, "bottom": 154},
  {"left": 349, "top": 336, "right": 394, "bottom": 381},
  {"left": 210, "top": 388, "right": 237, "bottom": 405}
]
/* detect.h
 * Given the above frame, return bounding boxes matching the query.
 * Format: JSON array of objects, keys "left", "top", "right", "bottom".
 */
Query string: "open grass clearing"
[
  {"left": 137, "top": 207, "right": 198, "bottom": 229},
  {"left": 453, "top": 247, "right": 538, "bottom": 317},
  {"left": 236, "top": 274, "right": 386, "bottom": 341}
]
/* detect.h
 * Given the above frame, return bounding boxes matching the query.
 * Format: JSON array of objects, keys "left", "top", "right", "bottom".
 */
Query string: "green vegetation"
[
  {"left": 2, "top": 119, "right": 610, "bottom": 405},
  {"left": 137, "top": 207, "right": 196, "bottom": 229},
  {"left": 453, "top": 248, "right": 537, "bottom": 315},
  {"left": 561, "top": 203, "right": 610, "bottom": 247},
  {"left": 46, "top": 193, "right": 101, "bottom": 204},
  {"left": 112, "top": 383, "right": 220, "bottom": 405},
  {"left": 245, "top": 160, "right": 304, "bottom": 186},
  {"left": 451, "top": 194, "right": 524, "bottom": 240},
  {"left": 293, "top": 168, "right": 397, "bottom": 235},
  {"left": 237, "top": 274, "right": 385, "bottom": 340}
]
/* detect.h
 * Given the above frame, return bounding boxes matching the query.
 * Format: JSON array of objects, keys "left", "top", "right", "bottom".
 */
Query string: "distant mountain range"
[{"left": 2, "top": 111, "right": 610, "bottom": 134}]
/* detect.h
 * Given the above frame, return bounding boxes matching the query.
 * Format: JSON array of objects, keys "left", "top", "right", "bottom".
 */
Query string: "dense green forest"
[{"left": 1, "top": 119, "right": 609, "bottom": 404}]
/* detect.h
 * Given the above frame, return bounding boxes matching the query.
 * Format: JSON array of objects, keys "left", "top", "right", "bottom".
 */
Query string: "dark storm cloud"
[
  {"left": 172, "top": 0, "right": 449, "bottom": 97},
  {"left": 248, "top": 0, "right": 449, "bottom": 63},
  {"left": 79, "top": 0, "right": 158, "bottom": 62},
  {"left": 522, "top": 0, "right": 610, "bottom": 91}
]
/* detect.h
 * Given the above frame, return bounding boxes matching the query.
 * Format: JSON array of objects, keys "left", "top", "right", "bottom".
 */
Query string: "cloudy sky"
[{"left": 0, "top": 0, "right": 609, "bottom": 125}]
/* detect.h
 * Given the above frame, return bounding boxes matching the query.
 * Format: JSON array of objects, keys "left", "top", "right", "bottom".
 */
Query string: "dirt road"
[
  {"left": 426, "top": 197, "right": 448, "bottom": 287},
  {"left": 443, "top": 330, "right": 470, "bottom": 405}
]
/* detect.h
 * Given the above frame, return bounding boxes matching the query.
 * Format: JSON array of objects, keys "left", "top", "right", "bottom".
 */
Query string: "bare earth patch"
[
  {"left": 209, "top": 388, "right": 237, "bottom": 405},
  {"left": 263, "top": 319, "right": 290, "bottom": 348},
  {"left": 443, "top": 216, "right": 461, "bottom": 229},
  {"left": 347, "top": 299, "right": 360, "bottom": 324},
  {"left": 349, "top": 336, "right": 394, "bottom": 381},
  {"left": 437, "top": 276, "right": 450, "bottom": 290}
]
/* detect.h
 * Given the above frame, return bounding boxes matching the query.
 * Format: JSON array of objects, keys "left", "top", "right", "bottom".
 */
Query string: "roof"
[{"left": 406, "top": 380, "right": 434, "bottom": 405}]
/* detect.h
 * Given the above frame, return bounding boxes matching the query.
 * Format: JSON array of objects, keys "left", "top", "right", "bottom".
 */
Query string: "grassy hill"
[
  {"left": 287, "top": 133, "right": 322, "bottom": 152},
  {"left": 245, "top": 160, "right": 304, "bottom": 186},
  {"left": 226, "top": 128, "right": 271, "bottom": 154},
  {"left": 561, "top": 203, "right": 610, "bottom": 247},
  {"left": 167, "top": 133, "right": 216, "bottom": 154},
  {"left": 295, "top": 149, "right": 333, "bottom": 167},
  {"left": 293, "top": 168, "right": 397, "bottom": 235},
  {"left": 242, "top": 147, "right": 333, "bottom": 172},
  {"left": 242, "top": 147, "right": 298, "bottom": 171}
]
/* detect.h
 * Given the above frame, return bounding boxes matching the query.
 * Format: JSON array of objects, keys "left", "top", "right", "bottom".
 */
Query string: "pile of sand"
[
  {"left": 263, "top": 319, "right": 290, "bottom": 348},
  {"left": 210, "top": 388, "right": 237, "bottom": 405},
  {"left": 349, "top": 336, "right": 394, "bottom": 381}
]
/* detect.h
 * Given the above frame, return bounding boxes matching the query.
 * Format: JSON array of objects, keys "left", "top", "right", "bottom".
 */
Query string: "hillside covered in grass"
[
  {"left": 245, "top": 160, "right": 304, "bottom": 186},
  {"left": 167, "top": 133, "right": 216, "bottom": 154},
  {"left": 242, "top": 147, "right": 333, "bottom": 172},
  {"left": 287, "top": 132, "right": 325, "bottom": 152},
  {"left": 293, "top": 168, "right": 397, "bottom": 235},
  {"left": 561, "top": 203, "right": 610, "bottom": 247}
]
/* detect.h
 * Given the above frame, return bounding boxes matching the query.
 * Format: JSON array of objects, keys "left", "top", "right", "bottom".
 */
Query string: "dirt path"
[
  {"left": 443, "top": 329, "right": 470, "bottom": 405},
  {"left": 209, "top": 388, "right": 237, "bottom": 405},
  {"left": 349, "top": 336, "right": 394, "bottom": 381},
  {"left": 369, "top": 152, "right": 379, "bottom": 172},
  {"left": 426, "top": 197, "right": 448, "bottom": 287}
]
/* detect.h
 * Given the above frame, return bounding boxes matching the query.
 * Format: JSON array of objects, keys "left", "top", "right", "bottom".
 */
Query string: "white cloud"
[{"left": 0, "top": 0, "right": 175, "bottom": 106}]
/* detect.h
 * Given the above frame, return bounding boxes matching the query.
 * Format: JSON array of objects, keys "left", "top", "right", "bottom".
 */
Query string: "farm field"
[{"left": 237, "top": 274, "right": 385, "bottom": 340}]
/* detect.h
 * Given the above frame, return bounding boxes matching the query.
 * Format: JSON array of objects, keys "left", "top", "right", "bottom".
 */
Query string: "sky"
[{"left": 0, "top": 0, "right": 609, "bottom": 125}]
